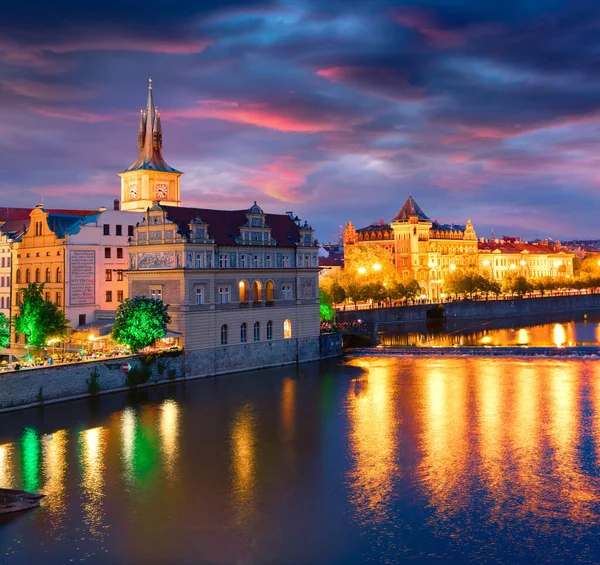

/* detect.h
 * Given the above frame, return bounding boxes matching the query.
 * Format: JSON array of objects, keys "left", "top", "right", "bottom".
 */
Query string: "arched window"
[
  {"left": 240, "top": 322, "right": 247, "bottom": 343},
  {"left": 56, "top": 267, "right": 62, "bottom": 283},
  {"left": 253, "top": 321, "right": 260, "bottom": 341},
  {"left": 267, "top": 320, "right": 273, "bottom": 340},
  {"left": 15, "top": 269, "right": 20, "bottom": 284},
  {"left": 35, "top": 268, "right": 40, "bottom": 283},
  {"left": 239, "top": 280, "right": 248, "bottom": 303},
  {"left": 0, "top": 258, "right": 4, "bottom": 268},
  {"left": 25, "top": 269, "right": 30, "bottom": 283},
  {"left": 265, "top": 280, "right": 274, "bottom": 302},
  {"left": 0, "top": 297, "right": 3, "bottom": 308},
  {"left": 284, "top": 319, "right": 292, "bottom": 339},
  {"left": 252, "top": 281, "right": 262, "bottom": 303},
  {"left": 45, "top": 268, "right": 51, "bottom": 283},
  {"left": 220, "top": 324, "right": 228, "bottom": 345}
]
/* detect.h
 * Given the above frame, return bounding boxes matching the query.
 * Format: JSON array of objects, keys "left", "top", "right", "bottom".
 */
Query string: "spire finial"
[{"left": 149, "top": 77, "right": 152, "bottom": 90}]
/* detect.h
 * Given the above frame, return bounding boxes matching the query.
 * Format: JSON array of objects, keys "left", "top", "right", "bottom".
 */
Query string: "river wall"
[
  {"left": 337, "top": 294, "right": 600, "bottom": 325},
  {"left": 0, "top": 334, "right": 342, "bottom": 413}
]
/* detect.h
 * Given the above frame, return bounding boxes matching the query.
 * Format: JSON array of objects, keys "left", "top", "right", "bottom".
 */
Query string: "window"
[
  {"left": 221, "top": 324, "right": 228, "bottom": 345},
  {"left": 56, "top": 292, "right": 61, "bottom": 307},
  {"left": 45, "top": 292, "right": 50, "bottom": 302},
  {"left": 284, "top": 319, "right": 292, "bottom": 339},
  {"left": 196, "top": 288, "right": 203, "bottom": 305},
  {"left": 218, "top": 287, "right": 230, "bottom": 303},
  {"left": 15, "top": 270, "right": 20, "bottom": 284},
  {"left": 282, "top": 285, "right": 291, "bottom": 300},
  {"left": 266, "top": 281, "right": 274, "bottom": 302},
  {"left": 35, "top": 268, "right": 40, "bottom": 283},
  {"left": 117, "top": 248, "right": 123, "bottom": 259},
  {"left": 266, "top": 255, "right": 272, "bottom": 268},
  {"left": 253, "top": 254, "right": 259, "bottom": 268},
  {"left": 240, "top": 255, "right": 247, "bottom": 268},
  {"left": 267, "top": 320, "right": 273, "bottom": 340},
  {"left": 254, "top": 321, "right": 260, "bottom": 341},
  {"left": 103, "top": 224, "right": 110, "bottom": 236},
  {"left": 105, "top": 269, "right": 112, "bottom": 282},
  {"left": 105, "top": 248, "right": 111, "bottom": 259},
  {"left": 282, "top": 255, "right": 290, "bottom": 268},
  {"left": 195, "top": 253, "right": 203, "bottom": 269},
  {"left": 25, "top": 269, "right": 30, "bottom": 283},
  {"left": 116, "top": 225, "right": 122, "bottom": 236},
  {"left": 79, "top": 314, "right": 86, "bottom": 326},
  {"left": 128, "top": 225, "right": 134, "bottom": 237},
  {"left": 240, "top": 322, "right": 247, "bottom": 343},
  {"left": 106, "top": 290, "right": 113, "bottom": 302},
  {"left": 117, "top": 270, "right": 124, "bottom": 281},
  {"left": 219, "top": 254, "right": 229, "bottom": 269},
  {"left": 117, "top": 290, "right": 124, "bottom": 302},
  {"left": 239, "top": 281, "right": 248, "bottom": 302},
  {"left": 45, "top": 268, "right": 51, "bottom": 283},
  {"left": 150, "top": 288, "right": 162, "bottom": 300}
]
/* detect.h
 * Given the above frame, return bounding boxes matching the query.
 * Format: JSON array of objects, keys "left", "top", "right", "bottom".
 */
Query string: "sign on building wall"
[{"left": 70, "top": 250, "right": 96, "bottom": 305}]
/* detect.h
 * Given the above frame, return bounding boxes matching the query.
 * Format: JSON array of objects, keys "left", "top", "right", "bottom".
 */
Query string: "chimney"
[{"left": 114, "top": 199, "right": 120, "bottom": 211}]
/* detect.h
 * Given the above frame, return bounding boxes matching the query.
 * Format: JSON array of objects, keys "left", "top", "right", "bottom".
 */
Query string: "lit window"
[
  {"left": 267, "top": 320, "right": 273, "bottom": 340},
  {"left": 221, "top": 324, "right": 228, "bottom": 345},
  {"left": 253, "top": 321, "right": 260, "bottom": 341},
  {"left": 105, "top": 269, "right": 112, "bottom": 282},
  {"left": 106, "top": 290, "right": 113, "bottom": 302},
  {"left": 240, "top": 322, "right": 247, "bottom": 343},
  {"left": 117, "top": 270, "right": 124, "bottom": 281},
  {"left": 117, "top": 290, "right": 124, "bottom": 302},
  {"left": 284, "top": 319, "right": 292, "bottom": 339},
  {"left": 218, "top": 287, "right": 230, "bottom": 303},
  {"left": 196, "top": 288, "right": 203, "bottom": 305}
]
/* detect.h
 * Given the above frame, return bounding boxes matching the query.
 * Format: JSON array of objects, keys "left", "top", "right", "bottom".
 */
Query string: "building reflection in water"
[
  {"left": 0, "top": 442, "right": 15, "bottom": 489},
  {"left": 345, "top": 358, "right": 398, "bottom": 526},
  {"left": 419, "top": 361, "right": 468, "bottom": 520},
  {"left": 280, "top": 377, "right": 296, "bottom": 445},
  {"left": 159, "top": 399, "right": 180, "bottom": 482},
  {"left": 42, "top": 429, "right": 68, "bottom": 528},
  {"left": 553, "top": 324, "right": 567, "bottom": 348},
  {"left": 80, "top": 427, "right": 107, "bottom": 536},
  {"left": 121, "top": 407, "right": 136, "bottom": 486}
]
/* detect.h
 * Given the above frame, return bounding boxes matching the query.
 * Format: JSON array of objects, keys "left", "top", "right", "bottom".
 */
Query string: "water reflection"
[
  {"left": 346, "top": 358, "right": 398, "bottom": 526},
  {"left": 21, "top": 428, "right": 40, "bottom": 493},
  {"left": 80, "top": 427, "right": 107, "bottom": 536},
  {"left": 553, "top": 323, "right": 566, "bottom": 347},
  {"left": 159, "top": 399, "right": 180, "bottom": 482},
  {"left": 280, "top": 377, "right": 295, "bottom": 444},
  {"left": 42, "top": 430, "right": 68, "bottom": 528},
  {"left": 0, "top": 442, "right": 15, "bottom": 489}
]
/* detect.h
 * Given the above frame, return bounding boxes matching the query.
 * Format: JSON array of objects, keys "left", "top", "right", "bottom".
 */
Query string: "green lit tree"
[
  {"left": 319, "top": 290, "right": 335, "bottom": 322},
  {"left": 112, "top": 296, "right": 171, "bottom": 353},
  {"left": 0, "top": 313, "right": 9, "bottom": 349},
  {"left": 13, "top": 283, "right": 69, "bottom": 349}
]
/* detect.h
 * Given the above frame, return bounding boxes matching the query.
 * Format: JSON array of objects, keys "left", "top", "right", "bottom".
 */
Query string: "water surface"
[{"left": 2, "top": 356, "right": 600, "bottom": 564}]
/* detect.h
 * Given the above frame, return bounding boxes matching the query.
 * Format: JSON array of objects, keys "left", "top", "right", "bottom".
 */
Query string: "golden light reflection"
[
  {"left": 281, "top": 378, "right": 296, "bottom": 444},
  {"left": 230, "top": 403, "right": 257, "bottom": 525},
  {"left": 121, "top": 407, "right": 136, "bottom": 485},
  {"left": 42, "top": 430, "right": 68, "bottom": 527},
  {"left": 80, "top": 427, "right": 107, "bottom": 536},
  {"left": 419, "top": 360, "right": 468, "bottom": 519},
  {"left": 0, "top": 443, "right": 15, "bottom": 489},
  {"left": 596, "top": 323, "right": 600, "bottom": 344},
  {"left": 159, "top": 399, "right": 180, "bottom": 482},
  {"left": 516, "top": 328, "right": 529, "bottom": 345},
  {"left": 591, "top": 362, "right": 600, "bottom": 466},
  {"left": 345, "top": 358, "right": 398, "bottom": 525},
  {"left": 553, "top": 324, "right": 566, "bottom": 347}
]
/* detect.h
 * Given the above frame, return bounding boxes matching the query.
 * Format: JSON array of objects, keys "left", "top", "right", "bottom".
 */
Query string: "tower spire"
[{"left": 122, "top": 79, "right": 179, "bottom": 173}]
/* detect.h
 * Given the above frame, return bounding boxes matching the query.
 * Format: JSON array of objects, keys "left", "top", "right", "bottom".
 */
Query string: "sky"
[{"left": 1, "top": 0, "right": 599, "bottom": 242}]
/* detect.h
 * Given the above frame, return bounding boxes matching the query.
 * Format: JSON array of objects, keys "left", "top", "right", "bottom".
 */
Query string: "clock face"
[
  {"left": 156, "top": 183, "right": 168, "bottom": 199},
  {"left": 129, "top": 184, "right": 138, "bottom": 199}
]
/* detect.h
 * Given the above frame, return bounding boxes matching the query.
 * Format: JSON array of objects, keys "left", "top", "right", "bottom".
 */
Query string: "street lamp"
[
  {"left": 373, "top": 263, "right": 382, "bottom": 271},
  {"left": 450, "top": 264, "right": 456, "bottom": 271},
  {"left": 357, "top": 267, "right": 366, "bottom": 275}
]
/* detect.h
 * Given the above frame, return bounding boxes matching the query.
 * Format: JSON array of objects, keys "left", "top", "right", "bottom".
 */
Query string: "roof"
[
  {"left": 122, "top": 80, "right": 180, "bottom": 174},
  {"left": 393, "top": 196, "right": 430, "bottom": 222},
  {"left": 478, "top": 240, "right": 567, "bottom": 255},
  {"left": 162, "top": 205, "right": 301, "bottom": 248},
  {"left": 46, "top": 212, "right": 99, "bottom": 238},
  {"left": 431, "top": 222, "right": 465, "bottom": 232},
  {"left": 356, "top": 223, "right": 391, "bottom": 233},
  {"left": 319, "top": 257, "right": 343, "bottom": 267}
]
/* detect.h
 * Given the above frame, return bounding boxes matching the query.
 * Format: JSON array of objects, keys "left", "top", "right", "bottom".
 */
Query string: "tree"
[
  {"left": 319, "top": 290, "right": 335, "bottom": 322},
  {"left": 0, "top": 313, "right": 9, "bottom": 350},
  {"left": 111, "top": 296, "right": 171, "bottom": 353},
  {"left": 404, "top": 279, "right": 422, "bottom": 301},
  {"left": 344, "top": 244, "right": 399, "bottom": 287},
  {"left": 13, "top": 283, "right": 69, "bottom": 349},
  {"left": 330, "top": 281, "right": 346, "bottom": 304}
]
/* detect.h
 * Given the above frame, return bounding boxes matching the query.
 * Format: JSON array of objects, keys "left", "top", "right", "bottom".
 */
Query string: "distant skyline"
[{"left": 1, "top": 0, "right": 600, "bottom": 241}]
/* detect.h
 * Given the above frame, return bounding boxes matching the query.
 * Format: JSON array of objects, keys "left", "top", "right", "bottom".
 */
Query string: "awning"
[
  {"left": 75, "top": 321, "right": 113, "bottom": 337},
  {"left": 164, "top": 330, "right": 181, "bottom": 338}
]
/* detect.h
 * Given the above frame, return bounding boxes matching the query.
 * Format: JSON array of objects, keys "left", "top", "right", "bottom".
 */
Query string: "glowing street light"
[
  {"left": 450, "top": 264, "right": 456, "bottom": 271},
  {"left": 519, "top": 260, "right": 526, "bottom": 266},
  {"left": 372, "top": 263, "right": 382, "bottom": 271},
  {"left": 357, "top": 267, "right": 367, "bottom": 275},
  {"left": 482, "top": 260, "right": 490, "bottom": 267}
]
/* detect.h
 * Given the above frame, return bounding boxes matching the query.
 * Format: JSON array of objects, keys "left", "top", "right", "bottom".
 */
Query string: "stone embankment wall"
[
  {"left": 0, "top": 334, "right": 343, "bottom": 412},
  {"left": 337, "top": 294, "right": 600, "bottom": 325}
]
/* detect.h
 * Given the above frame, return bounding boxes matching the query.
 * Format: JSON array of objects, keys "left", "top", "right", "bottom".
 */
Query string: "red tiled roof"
[
  {"left": 163, "top": 206, "right": 301, "bottom": 248},
  {"left": 319, "top": 257, "right": 343, "bottom": 267},
  {"left": 478, "top": 241, "right": 564, "bottom": 255}
]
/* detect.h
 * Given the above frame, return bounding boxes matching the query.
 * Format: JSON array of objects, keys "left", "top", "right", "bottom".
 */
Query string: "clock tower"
[{"left": 119, "top": 79, "right": 182, "bottom": 211}]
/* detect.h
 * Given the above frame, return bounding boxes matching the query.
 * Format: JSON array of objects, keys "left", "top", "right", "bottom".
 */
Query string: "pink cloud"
[
  {"left": 29, "top": 183, "right": 115, "bottom": 197},
  {"left": 33, "top": 106, "right": 113, "bottom": 123},
  {"left": 1, "top": 79, "right": 91, "bottom": 102},
  {"left": 394, "top": 9, "right": 464, "bottom": 48},
  {"left": 245, "top": 157, "right": 320, "bottom": 202},
  {"left": 166, "top": 100, "right": 347, "bottom": 133}
]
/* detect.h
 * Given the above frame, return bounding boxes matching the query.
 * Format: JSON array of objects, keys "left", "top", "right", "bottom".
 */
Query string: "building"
[
  {"left": 344, "top": 196, "right": 477, "bottom": 299},
  {"left": 11, "top": 204, "right": 143, "bottom": 344},
  {"left": 478, "top": 238, "right": 574, "bottom": 281}
]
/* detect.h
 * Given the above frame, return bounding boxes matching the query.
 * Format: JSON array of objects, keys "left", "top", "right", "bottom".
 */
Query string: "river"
[{"left": 1, "top": 340, "right": 600, "bottom": 563}]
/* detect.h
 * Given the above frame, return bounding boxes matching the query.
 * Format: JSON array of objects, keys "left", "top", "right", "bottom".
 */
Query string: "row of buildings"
[
  {"left": 341, "top": 196, "right": 575, "bottom": 299},
  {"left": 1, "top": 82, "right": 321, "bottom": 375}
]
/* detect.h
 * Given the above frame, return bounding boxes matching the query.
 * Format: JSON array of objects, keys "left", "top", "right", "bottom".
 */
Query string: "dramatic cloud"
[{"left": 1, "top": 0, "right": 599, "bottom": 240}]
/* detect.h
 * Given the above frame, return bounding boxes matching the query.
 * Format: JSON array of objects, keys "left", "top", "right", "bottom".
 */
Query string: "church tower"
[{"left": 119, "top": 79, "right": 182, "bottom": 211}]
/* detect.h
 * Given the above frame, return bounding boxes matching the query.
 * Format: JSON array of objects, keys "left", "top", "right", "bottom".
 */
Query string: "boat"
[{"left": 0, "top": 488, "right": 44, "bottom": 520}]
